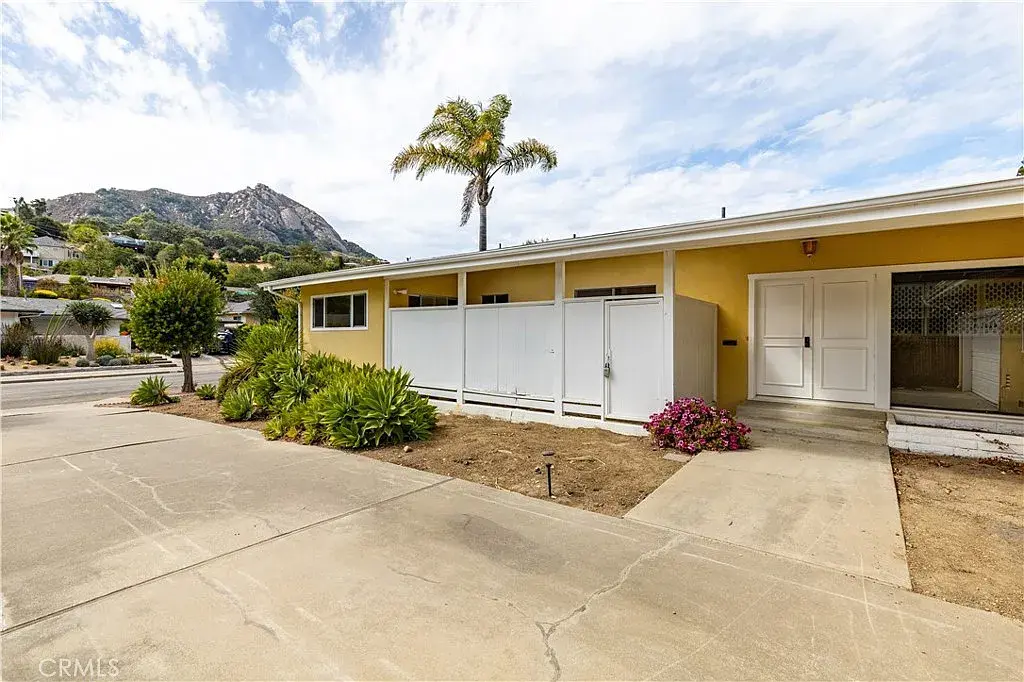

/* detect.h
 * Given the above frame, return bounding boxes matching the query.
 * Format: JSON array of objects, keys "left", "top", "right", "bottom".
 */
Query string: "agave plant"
[
  {"left": 220, "top": 386, "right": 265, "bottom": 421},
  {"left": 130, "top": 376, "right": 177, "bottom": 406},
  {"left": 195, "top": 384, "right": 217, "bottom": 400}
]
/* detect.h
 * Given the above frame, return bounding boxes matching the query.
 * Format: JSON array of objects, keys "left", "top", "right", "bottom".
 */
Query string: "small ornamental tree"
[
  {"left": 61, "top": 275, "right": 91, "bottom": 300},
  {"left": 130, "top": 267, "right": 224, "bottom": 392},
  {"left": 65, "top": 300, "right": 113, "bottom": 361}
]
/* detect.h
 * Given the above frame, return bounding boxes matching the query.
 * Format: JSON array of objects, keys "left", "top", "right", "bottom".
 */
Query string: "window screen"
[
  {"left": 311, "top": 293, "right": 368, "bottom": 329},
  {"left": 481, "top": 293, "right": 510, "bottom": 304}
]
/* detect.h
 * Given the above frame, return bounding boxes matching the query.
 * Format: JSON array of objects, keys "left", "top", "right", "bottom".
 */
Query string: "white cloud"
[{"left": 0, "top": 2, "right": 1020, "bottom": 260}]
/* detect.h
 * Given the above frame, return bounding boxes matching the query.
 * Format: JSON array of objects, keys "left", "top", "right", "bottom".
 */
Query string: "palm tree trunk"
[
  {"left": 478, "top": 201, "right": 488, "bottom": 252},
  {"left": 181, "top": 351, "right": 195, "bottom": 393}
]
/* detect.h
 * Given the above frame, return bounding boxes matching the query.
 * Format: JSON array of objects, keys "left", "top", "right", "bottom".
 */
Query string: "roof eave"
[{"left": 261, "top": 177, "right": 1024, "bottom": 290}]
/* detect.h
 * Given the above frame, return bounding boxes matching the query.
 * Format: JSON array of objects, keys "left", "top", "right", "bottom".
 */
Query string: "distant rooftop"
[{"left": 0, "top": 296, "right": 129, "bottom": 319}]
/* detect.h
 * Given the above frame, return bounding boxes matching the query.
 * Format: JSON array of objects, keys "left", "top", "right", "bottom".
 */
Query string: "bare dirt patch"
[
  {"left": 149, "top": 393, "right": 267, "bottom": 433},
  {"left": 149, "top": 395, "right": 684, "bottom": 517},
  {"left": 891, "top": 451, "right": 1023, "bottom": 621}
]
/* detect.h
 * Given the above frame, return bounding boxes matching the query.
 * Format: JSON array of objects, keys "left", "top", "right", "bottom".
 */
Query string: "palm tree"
[
  {"left": 1, "top": 213, "right": 35, "bottom": 295},
  {"left": 392, "top": 94, "right": 557, "bottom": 251}
]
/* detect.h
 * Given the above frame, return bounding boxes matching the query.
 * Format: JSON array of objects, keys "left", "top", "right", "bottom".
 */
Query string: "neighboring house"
[
  {"left": 22, "top": 237, "right": 81, "bottom": 271},
  {"left": 262, "top": 178, "right": 1024, "bottom": 448},
  {"left": 0, "top": 296, "right": 130, "bottom": 351},
  {"left": 23, "top": 274, "right": 140, "bottom": 301},
  {"left": 218, "top": 301, "right": 256, "bottom": 329}
]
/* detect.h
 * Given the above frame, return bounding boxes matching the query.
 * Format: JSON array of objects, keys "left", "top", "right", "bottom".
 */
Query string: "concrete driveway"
[{"left": 2, "top": 403, "right": 1021, "bottom": 680}]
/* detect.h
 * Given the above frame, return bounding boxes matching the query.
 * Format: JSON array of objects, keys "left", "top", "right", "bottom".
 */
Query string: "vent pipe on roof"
[{"left": 721, "top": 207, "right": 726, "bottom": 218}]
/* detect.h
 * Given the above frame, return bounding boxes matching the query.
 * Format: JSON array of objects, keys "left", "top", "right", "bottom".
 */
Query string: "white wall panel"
[
  {"left": 563, "top": 300, "right": 604, "bottom": 404},
  {"left": 390, "top": 308, "right": 461, "bottom": 390},
  {"left": 465, "top": 307, "right": 499, "bottom": 392}
]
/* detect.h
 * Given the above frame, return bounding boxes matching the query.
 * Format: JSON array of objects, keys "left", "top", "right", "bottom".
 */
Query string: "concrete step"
[
  {"left": 740, "top": 416, "right": 889, "bottom": 446},
  {"left": 736, "top": 400, "right": 887, "bottom": 430}
]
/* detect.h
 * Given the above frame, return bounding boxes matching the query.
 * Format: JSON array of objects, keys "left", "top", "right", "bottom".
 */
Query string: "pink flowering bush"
[{"left": 645, "top": 397, "right": 751, "bottom": 454}]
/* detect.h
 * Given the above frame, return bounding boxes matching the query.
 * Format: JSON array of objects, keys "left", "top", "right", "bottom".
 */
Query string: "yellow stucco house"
[{"left": 263, "top": 178, "right": 1023, "bottom": 449}]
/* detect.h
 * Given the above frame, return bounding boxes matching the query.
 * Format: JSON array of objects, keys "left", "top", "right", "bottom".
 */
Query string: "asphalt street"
[{"left": 0, "top": 366, "right": 226, "bottom": 410}]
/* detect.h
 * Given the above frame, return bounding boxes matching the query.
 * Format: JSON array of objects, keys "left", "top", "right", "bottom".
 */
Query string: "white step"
[
  {"left": 739, "top": 416, "right": 888, "bottom": 446},
  {"left": 736, "top": 401, "right": 886, "bottom": 429}
]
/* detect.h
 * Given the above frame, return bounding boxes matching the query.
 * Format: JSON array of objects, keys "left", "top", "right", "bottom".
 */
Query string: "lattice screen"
[{"left": 891, "top": 278, "right": 1023, "bottom": 336}]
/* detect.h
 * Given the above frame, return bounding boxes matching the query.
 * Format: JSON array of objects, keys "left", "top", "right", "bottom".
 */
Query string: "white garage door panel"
[
  {"left": 970, "top": 334, "right": 1000, "bottom": 404},
  {"left": 390, "top": 308, "right": 461, "bottom": 390},
  {"left": 563, "top": 301, "right": 604, "bottom": 404}
]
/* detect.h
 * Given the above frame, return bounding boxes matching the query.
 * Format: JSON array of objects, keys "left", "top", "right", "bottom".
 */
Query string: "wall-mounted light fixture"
[
  {"left": 392, "top": 288, "right": 408, "bottom": 295},
  {"left": 801, "top": 239, "right": 818, "bottom": 258}
]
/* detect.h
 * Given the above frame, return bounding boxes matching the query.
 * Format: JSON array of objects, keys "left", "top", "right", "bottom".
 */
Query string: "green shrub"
[
  {"left": 195, "top": 383, "right": 216, "bottom": 400},
  {"left": 130, "top": 376, "right": 177, "bottom": 406},
  {"left": 220, "top": 386, "right": 265, "bottom": 421},
  {"left": 25, "top": 337, "right": 63, "bottom": 364},
  {"left": 59, "top": 341, "right": 86, "bottom": 357},
  {"left": 29, "top": 289, "right": 59, "bottom": 299},
  {"left": 130, "top": 353, "right": 152, "bottom": 365},
  {"left": 328, "top": 368, "right": 436, "bottom": 448},
  {"left": 93, "top": 338, "right": 127, "bottom": 357},
  {"left": 75, "top": 358, "right": 90, "bottom": 367},
  {"left": 216, "top": 322, "right": 297, "bottom": 401},
  {"left": 97, "top": 355, "right": 114, "bottom": 366},
  {"left": 1, "top": 321, "right": 33, "bottom": 357}
]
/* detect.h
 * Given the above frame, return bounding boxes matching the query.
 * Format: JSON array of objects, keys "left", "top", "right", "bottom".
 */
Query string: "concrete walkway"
[
  {"left": 626, "top": 434, "right": 911, "bottom": 587},
  {"left": 2, "top": 404, "right": 1019, "bottom": 680}
]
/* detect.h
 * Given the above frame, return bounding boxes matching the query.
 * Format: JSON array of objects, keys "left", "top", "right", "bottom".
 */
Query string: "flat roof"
[{"left": 262, "top": 177, "right": 1024, "bottom": 290}]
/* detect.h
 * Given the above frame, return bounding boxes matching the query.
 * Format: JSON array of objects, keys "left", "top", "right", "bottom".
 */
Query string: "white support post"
[
  {"left": 553, "top": 260, "right": 565, "bottom": 417},
  {"left": 663, "top": 249, "right": 675, "bottom": 404},
  {"left": 457, "top": 271, "right": 467, "bottom": 405},
  {"left": 383, "top": 278, "right": 391, "bottom": 368},
  {"left": 296, "top": 291, "right": 303, "bottom": 352}
]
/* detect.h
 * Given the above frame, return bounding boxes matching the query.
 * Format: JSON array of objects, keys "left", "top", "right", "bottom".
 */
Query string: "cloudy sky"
[{"left": 2, "top": 2, "right": 1021, "bottom": 261}]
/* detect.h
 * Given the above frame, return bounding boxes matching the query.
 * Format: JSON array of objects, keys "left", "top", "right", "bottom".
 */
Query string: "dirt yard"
[
  {"left": 149, "top": 395, "right": 684, "bottom": 517},
  {"left": 891, "top": 451, "right": 1023, "bottom": 621}
]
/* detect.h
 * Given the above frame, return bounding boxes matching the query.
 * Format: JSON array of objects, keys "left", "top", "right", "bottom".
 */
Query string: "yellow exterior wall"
[
  {"left": 389, "top": 274, "right": 458, "bottom": 308},
  {"left": 466, "top": 264, "right": 555, "bottom": 303},
  {"left": 564, "top": 253, "right": 663, "bottom": 297},
  {"left": 300, "top": 278, "right": 385, "bottom": 366},
  {"left": 675, "top": 218, "right": 1024, "bottom": 411}
]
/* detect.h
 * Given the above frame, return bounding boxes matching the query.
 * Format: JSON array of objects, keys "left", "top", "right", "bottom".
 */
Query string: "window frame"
[
  {"left": 573, "top": 284, "right": 657, "bottom": 298},
  {"left": 309, "top": 291, "right": 369, "bottom": 331},
  {"left": 481, "top": 293, "right": 510, "bottom": 304}
]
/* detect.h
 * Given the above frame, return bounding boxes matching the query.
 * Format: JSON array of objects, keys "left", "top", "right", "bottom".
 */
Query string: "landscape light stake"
[{"left": 542, "top": 450, "right": 555, "bottom": 497}]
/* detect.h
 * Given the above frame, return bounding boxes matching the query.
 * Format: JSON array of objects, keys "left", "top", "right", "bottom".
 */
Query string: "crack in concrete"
[
  {"left": 196, "top": 572, "right": 284, "bottom": 642},
  {"left": 535, "top": 533, "right": 688, "bottom": 681}
]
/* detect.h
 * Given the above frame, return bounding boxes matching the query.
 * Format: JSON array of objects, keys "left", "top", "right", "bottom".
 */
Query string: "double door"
[{"left": 755, "top": 273, "right": 875, "bottom": 404}]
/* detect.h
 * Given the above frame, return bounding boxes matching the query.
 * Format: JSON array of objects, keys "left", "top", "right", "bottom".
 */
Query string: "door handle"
[{"left": 804, "top": 336, "right": 811, "bottom": 348}]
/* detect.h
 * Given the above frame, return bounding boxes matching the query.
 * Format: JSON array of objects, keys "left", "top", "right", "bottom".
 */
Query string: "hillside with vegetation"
[
  {"left": 3, "top": 197, "right": 384, "bottom": 313},
  {"left": 45, "top": 184, "right": 373, "bottom": 256}
]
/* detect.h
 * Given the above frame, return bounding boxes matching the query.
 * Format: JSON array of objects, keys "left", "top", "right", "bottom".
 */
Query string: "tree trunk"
[
  {"left": 478, "top": 201, "right": 488, "bottom": 252},
  {"left": 181, "top": 351, "right": 195, "bottom": 393},
  {"left": 1, "top": 256, "right": 20, "bottom": 296},
  {"left": 86, "top": 330, "right": 96, "bottom": 361}
]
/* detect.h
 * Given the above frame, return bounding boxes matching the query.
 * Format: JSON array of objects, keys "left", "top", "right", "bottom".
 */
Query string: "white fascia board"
[{"left": 261, "top": 178, "right": 1023, "bottom": 290}]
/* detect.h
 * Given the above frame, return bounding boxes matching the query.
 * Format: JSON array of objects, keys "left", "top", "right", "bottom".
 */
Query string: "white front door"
[
  {"left": 756, "top": 279, "right": 813, "bottom": 398},
  {"left": 755, "top": 273, "right": 876, "bottom": 404},
  {"left": 605, "top": 299, "right": 664, "bottom": 420},
  {"left": 812, "top": 274, "right": 875, "bottom": 403}
]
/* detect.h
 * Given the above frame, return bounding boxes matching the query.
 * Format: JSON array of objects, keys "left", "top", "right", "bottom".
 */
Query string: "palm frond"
[
  {"left": 494, "top": 138, "right": 558, "bottom": 176},
  {"left": 460, "top": 177, "right": 479, "bottom": 227},
  {"left": 391, "top": 143, "right": 473, "bottom": 180}
]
